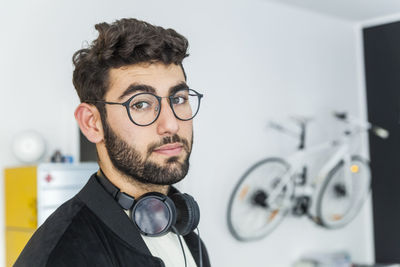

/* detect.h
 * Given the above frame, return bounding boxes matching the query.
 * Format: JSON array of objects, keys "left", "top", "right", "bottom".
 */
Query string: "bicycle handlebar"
[
  {"left": 333, "top": 111, "right": 389, "bottom": 139},
  {"left": 371, "top": 126, "right": 390, "bottom": 139}
]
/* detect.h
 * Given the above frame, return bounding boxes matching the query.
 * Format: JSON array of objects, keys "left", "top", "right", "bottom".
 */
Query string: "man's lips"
[{"left": 153, "top": 143, "right": 183, "bottom": 156}]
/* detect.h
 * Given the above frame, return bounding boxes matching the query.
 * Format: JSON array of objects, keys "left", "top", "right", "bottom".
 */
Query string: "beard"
[{"left": 102, "top": 119, "right": 192, "bottom": 186}]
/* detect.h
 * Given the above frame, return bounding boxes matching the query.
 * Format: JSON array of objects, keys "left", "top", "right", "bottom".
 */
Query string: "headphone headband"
[{"left": 96, "top": 170, "right": 135, "bottom": 210}]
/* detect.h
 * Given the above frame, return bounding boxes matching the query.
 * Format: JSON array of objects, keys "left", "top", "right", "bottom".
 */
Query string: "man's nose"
[{"left": 156, "top": 99, "right": 179, "bottom": 136}]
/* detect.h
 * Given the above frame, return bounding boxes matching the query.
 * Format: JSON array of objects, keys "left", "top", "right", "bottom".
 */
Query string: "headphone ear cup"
[
  {"left": 170, "top": 193, "right": 200, "bottom": 236},
  {"left": 131, "top": 193, "right": 177, "bottom": 237}
]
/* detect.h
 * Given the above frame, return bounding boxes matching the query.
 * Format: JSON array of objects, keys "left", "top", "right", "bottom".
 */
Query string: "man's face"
[{"left": 101, "top": 63, "right": 193, "bottom": 185}]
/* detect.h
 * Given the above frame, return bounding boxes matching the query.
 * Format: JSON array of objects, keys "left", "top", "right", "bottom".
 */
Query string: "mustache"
[{"left": 146, "top": 134, "right": 190, "bottom": 156}]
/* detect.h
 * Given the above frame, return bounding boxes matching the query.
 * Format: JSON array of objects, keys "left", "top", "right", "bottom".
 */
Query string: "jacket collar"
[{"left": 76, "top": 174, "right": 152, "bottom": 256}]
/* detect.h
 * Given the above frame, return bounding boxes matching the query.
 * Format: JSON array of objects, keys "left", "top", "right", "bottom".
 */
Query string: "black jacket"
[{"left": 15, "top": 174, "right": 210, "bottom": 267}]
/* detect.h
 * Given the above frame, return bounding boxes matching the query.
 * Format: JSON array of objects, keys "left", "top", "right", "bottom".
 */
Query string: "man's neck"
[{"left": 99, "top": 163, "right": 169, "bottom": 198}]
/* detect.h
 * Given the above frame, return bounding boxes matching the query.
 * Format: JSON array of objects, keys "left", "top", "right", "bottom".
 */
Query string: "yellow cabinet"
[
  {"left": 5, "top": 230, "right": 34, "bottom": 267},
  {"left": 4, "top": 166, "right": 37, "bottom": 267}
]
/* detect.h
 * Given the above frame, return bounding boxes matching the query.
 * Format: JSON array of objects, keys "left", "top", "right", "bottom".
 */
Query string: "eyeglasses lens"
[
  {"left": 128, "top": 94, "right": 159, "bottom": 126},
  {"left": 128, "top": 89, "right": 200, "bottom": 125},
  {"left": 171, "top": 89, "right": 200, "bottom": 121}
]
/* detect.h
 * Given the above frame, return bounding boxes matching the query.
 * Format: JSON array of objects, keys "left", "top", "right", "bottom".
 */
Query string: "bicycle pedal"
[{"left": 292, "top": 196, "right": 311, "bottom": 216}]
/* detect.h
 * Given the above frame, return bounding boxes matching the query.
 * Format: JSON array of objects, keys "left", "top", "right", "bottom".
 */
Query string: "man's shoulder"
[
  {"left": 14, "top": 196, "right": 91, "bottom": 267},
  {"left": 14, "top": 190, "right": 162, "bottom": 267}
]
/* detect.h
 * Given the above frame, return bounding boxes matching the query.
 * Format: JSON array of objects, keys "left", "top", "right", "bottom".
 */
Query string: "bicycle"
[{"left": 226, "top": 112, "right": 389, "bottom": 242}]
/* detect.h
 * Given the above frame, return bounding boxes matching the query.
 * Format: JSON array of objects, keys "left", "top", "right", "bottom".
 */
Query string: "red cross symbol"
[{"left": 45, "top": 174, "right": 53, "bottom": 183}]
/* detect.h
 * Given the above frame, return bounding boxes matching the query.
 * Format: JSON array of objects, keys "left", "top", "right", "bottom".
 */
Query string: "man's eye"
[
  {"left": 172, "top": 96, "right": 187, "bottom": 105},
  {"left": 131, "top": 101, "right": 150, "bottom": 110}
]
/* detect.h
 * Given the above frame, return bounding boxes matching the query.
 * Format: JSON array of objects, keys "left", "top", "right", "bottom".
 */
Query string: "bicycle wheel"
[
  {"left": 315, "top": 156, "right": 371, "bottom": 229},
  {"left": 227, "top": 158, "right": 293, "bottom": 241}
]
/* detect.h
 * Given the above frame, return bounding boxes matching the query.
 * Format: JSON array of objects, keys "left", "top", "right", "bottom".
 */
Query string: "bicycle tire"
[
  {"left": 227, "top": 157, "right": 293, "bottom": 241},
  {"left": 315, "top": 155, "right": 371, "bottom": 229}
]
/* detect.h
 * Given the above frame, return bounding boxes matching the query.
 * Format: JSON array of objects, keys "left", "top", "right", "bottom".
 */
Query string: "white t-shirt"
[{"left": 142, "top": 232, "right": 198, "bottom": 267}]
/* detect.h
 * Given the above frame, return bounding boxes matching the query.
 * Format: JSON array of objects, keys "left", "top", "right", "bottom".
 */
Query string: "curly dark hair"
[{"left": 72, "top": 18, "right": 189, "bottom": 104}]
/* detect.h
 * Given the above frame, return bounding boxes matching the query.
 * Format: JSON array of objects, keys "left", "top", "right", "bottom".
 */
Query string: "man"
[{"left": 15, "top": 18, "right": 210, "bottom": 267}]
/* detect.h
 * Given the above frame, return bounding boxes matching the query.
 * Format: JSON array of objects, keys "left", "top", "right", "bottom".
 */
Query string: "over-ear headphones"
[{"left": 96, "top": 170, "right": 200, "bottom": 237}]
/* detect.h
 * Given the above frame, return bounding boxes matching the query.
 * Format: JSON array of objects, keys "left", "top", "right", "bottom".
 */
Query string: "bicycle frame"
[{"left": 266, "top": 122, "right": 364, "bottom": 208}]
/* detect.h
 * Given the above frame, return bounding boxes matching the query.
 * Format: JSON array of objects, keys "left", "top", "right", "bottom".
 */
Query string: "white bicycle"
[{"left": 227, "top": 112, "right": 389, "bottom": 242}]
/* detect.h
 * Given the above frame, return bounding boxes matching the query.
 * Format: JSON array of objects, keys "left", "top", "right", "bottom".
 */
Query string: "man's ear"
[{"left": 74, "top": 103, "right": 104, "bottom": 144}]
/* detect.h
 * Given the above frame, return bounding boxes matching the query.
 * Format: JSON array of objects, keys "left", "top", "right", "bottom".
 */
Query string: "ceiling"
[{"left": 267, "top": 0, "right": 400, "bottom": 23}]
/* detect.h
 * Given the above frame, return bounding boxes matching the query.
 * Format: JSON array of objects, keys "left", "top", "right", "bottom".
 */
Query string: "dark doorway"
[{"left": 364, "top": 21, "right": 400, "bottom": 263}]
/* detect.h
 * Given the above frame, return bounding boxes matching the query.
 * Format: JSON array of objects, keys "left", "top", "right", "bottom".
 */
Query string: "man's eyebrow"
[
  {"left": 169, "top": 82, "right": 189, "bottom": 95},
  {"left": 118, "top": 84, "right": 156, "bottom": 100}
]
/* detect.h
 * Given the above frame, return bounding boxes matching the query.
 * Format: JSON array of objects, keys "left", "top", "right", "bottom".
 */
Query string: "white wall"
[
  {"left": 185, "top": 2, "right": 374, "bottom": 266},
  {"left": 0, "top": 0, "right": 388, "bottom": 266}
]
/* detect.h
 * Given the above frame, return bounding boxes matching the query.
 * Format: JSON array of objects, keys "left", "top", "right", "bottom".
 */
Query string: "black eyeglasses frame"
[{"left": 86, "top": 88, "right": 203, "bottom": 127}]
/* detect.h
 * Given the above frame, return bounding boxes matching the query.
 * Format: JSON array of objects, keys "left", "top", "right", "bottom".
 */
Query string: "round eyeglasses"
[{"left": 88, "top": 89, "right": 203, "bottom": 126}]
